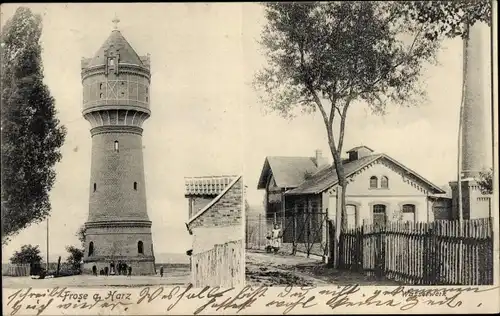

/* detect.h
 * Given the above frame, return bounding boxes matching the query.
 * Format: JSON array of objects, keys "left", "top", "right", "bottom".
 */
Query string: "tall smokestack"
[{"left": 461, "top": 21, "right": 491, "bottom": 179}]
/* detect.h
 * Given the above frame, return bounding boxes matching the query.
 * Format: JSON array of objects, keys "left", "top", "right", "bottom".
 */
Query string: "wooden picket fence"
[
  {"left": 2, "top": 264, "right": 31, "bottom": 276},
  {"left": 191, "top": 239, "right": 243, "bottom": 288},
  {"left": 335, "top": 218, "right": 494, "bottom": 285}
]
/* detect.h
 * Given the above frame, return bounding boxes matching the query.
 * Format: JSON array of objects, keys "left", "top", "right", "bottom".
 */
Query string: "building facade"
[
  {"left": 81, "top": 21, "right": 155, "bottom": 275},
  {"left": 257, "top": 146, "right": 450, "bottom": 259},
  {"left": 185, "top": 175, "right": 244, "bottom": 287}
]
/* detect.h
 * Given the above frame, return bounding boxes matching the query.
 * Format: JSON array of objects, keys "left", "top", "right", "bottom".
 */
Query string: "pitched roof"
[
  {"left": 346, "top": 145, "right": 374, "bottom": 153},
  {"left": 184, "top": 175, "right": 238, "bottom": 197},
  {"left": 187, "top": 175, "right": 242, "bottom": 225},
  {"left": 286, "top": 154, "right": 445, "bottom": 195},
  {"left": 257, "top": 156, "right": 319, "bottom": 189},
  {"left": 286, "top": 154, "right": 381, "bottom": 195},
  {"left": 87, "top": 30, "right": 144, "bottom": 68}
]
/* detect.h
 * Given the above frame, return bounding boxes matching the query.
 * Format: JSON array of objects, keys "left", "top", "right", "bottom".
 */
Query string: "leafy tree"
[
  {"left": 394, "top": 0, "right": 491, "bottom": 40},
  {"left": 254, "top": 2, "right": 442, "bottom": 267},
  {"left": 76, "top": 225, "right": 86, "bottom": 248},
  {"left": 10, "top": 244, "right": 43, "bottom": 264},
  {"left": 477, "top": 168, "right": 493, "bottom": 195},
  {"left": 65, "top": 245, "right": 84, "bottom": 271},
  {"left": 1, "top": 7, "right": 67, "bottom": 244}
]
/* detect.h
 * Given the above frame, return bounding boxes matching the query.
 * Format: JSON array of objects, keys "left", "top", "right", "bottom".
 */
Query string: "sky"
[{"left": 0, "top": 3, "right": 494, "bottom": 262}]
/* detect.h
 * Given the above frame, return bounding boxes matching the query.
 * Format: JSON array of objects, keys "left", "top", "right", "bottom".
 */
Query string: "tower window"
[
  {"left": 99, "top": 83, "right": 103, "bottom": 90},
  {"left": 88, "top": 242, "right": 94, "bottom": 256},
  {"left": 137, "top": 241, "right": 144, "bottom": 254},
  {"left": 108, "top": 58, "right": 114, "bottom": 66},
  {"left": 93, "top": 183, "right": 96, "bottom": 192},
  {"left": 114, "top": 141, "right": 119, "bottom": 152},
  {"left": 134, "top": 182, "right": 138, "bottom": 190},
  {"left": 99, "top": 93, "right": 103, "bottom": 99},
  {"left": 121, "top": 82, "right": 125, "bottom": 85},
  {"left": 145, "top": 96, "right": 148, "bottom": 102},
  {"left": 146, "top": 87, "right": 148, "bottom": 93}
]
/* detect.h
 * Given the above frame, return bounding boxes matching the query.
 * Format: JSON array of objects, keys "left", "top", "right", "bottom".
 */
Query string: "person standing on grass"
[
  {"left": 271, "top": 223, "right": 282, "bottom": 254},
  {"left": 128, "top": 265, "right": 132, "bottom": 277},
  {"left": 160, "top": 266, "right": 164, "bottom": 277}
]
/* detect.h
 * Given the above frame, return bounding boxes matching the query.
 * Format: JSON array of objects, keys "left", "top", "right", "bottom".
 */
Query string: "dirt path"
[{"left": 246, "top": 249, "right": 400, "bottom": 287}]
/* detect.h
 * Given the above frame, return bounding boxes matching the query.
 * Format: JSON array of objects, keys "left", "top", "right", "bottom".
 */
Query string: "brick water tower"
[{"left": 80, "top": 17, "right": 155, "bottom": 275}]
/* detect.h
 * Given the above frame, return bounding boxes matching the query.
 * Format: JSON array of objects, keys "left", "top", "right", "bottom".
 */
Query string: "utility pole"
[{"left": 46, "top": 217, "right": 49, "bottom": 271}]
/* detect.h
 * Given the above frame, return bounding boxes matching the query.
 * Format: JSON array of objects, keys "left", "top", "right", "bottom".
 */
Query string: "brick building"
[
  {"left": 185, "top": 175, "right": 244, "bottom": 287},
  {"left": 81, "top": 19, "right": 155, "bottom": 275}
]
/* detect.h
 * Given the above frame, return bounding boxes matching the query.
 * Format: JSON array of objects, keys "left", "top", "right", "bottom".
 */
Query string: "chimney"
[{"left": 315, "top": 149, "right": 326, "bottom": 167}]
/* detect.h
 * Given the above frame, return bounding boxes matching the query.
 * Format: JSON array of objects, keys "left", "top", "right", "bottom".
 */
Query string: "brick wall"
[
  {"left": 189, "top": 177, "right": 243, "bottom": 230},
  {"left": 88, "top": 128, "right": 150, "bottom": 222}
]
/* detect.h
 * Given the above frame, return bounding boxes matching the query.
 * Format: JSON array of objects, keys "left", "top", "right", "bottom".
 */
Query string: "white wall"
[{"left": 327, "top": 159, "right": 433, "bottom": 226}]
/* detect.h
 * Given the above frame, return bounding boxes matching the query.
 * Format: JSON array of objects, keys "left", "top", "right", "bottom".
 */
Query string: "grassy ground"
[{"left": 246, "top": 249, "right": 401, "bottom": 287}]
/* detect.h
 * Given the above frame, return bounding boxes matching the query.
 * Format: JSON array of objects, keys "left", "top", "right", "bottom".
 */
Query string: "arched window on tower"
[
  {"left": 137, "top": 241, "right": 144, "bottom": 254},
  {"left": 114, "top": 141, "right": 119, "bottom": 152},
  {"left": 134, "top": 182, "right": 138, "bottom": 191},
  {"left": 93, "top": 183, "right": 97, "bottom": 192},
  {"left": 88, "top": 242, "right": 94, "bottom": 256},
  {"left": 99, "top": 83, "right": 103, "bottom": 90}
]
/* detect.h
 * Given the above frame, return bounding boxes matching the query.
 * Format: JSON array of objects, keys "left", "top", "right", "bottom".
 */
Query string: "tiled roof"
[
  {"left": 257, "top": 156, "right": 319, "bottom": 189},
  {"left": 185, "top": 175, "right": 238, "bottom": 196},
  {"left": 86, "top": 30, "right": 144, "bottom": 68},
  {"left": 187, "top": 176, "right": 242, "bottom": 225},
  {"left": 286, "top": 153, "right": 445, "bottom": 195},
  {"left": 286, "top": 155, "right": 382, "bottom": 195}
]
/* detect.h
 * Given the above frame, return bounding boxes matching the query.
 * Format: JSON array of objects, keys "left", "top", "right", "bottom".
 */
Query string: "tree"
[
  {"left": 76, "top": 224, "right": 86, "bottom": 248},
  {"left": 1, "top": 7, "right": 67, "bottom": 244},
  {"left": 10, "top": 244, "right": 43, "bottom": 264},
  {"left": 395, "top": 1, "right": 491, "bottom": 40},
  {"left": 65, "top": 246, "right": 84, "bottom": 271},
  {"left": 477, "top": 168, "right": 493, "bottom": 195},
  {"left": 254, "top": 2, "right": 441, "bottom": 267}
]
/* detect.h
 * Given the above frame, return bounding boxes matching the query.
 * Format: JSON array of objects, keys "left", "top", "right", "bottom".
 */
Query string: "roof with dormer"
[
  {"left": 285, "top": 153, "right": 445, "bottom": 195},
  {"left": 86, "top": 30, "right": 144, "bottom": 68}
]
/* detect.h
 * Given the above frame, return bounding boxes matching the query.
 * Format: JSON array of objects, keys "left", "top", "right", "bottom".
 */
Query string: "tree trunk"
[{"left": 329, "top": 147, "right": 346, "bottom": 269}]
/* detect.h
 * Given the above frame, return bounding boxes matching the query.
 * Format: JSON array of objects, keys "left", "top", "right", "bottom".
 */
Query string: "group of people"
[
  {"left": 91, "top": 262, "right": 132, "bottom": 277},
  {"left": 266, "top": 223, "right": 282, "bottom": 254}
]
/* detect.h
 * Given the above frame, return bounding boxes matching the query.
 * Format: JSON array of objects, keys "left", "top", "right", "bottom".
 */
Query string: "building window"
[
  {"left": 137, "top": 241, "right": 144, "bottom": 254},
  {"left": 373, "top": 204, "right": 387, "bottom": 228},
  {"left": 370, "top": 176, "right": 378, "bottom": 189},
  {"left": 146, "top": 87, "right": 148, "bottom": 93},
  {"left": 381, "top": 176, "right": 389, "bottom": 189},
  {"left": 145, "top": 96, "right": 148, "bottom": 102},
  {"left": 134, "top": 182, "right": 137, "bottom": 190},
  {"left": 402, "top": 204, "right": 416, "bottom": 222},
  {"left": 108, "top": 58, "right": 114, "bottom": 66},
  {"left": 114, "top": 141, "right": 119, "bottom": 152},
  {"left": 346, "top": 204, "right": 357, "bottom": 229},
  {"left": 99, "top": 93, "right": 103, "bottom": 99},
  {"left": 88, "top": 242, "right": 94, "bottom": 256},
  {"left": 99, "top": 83, "right": 103, "bottom": 90},
  {"left": 93, "top": 183, "right": 96, "bottom": 192}
]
